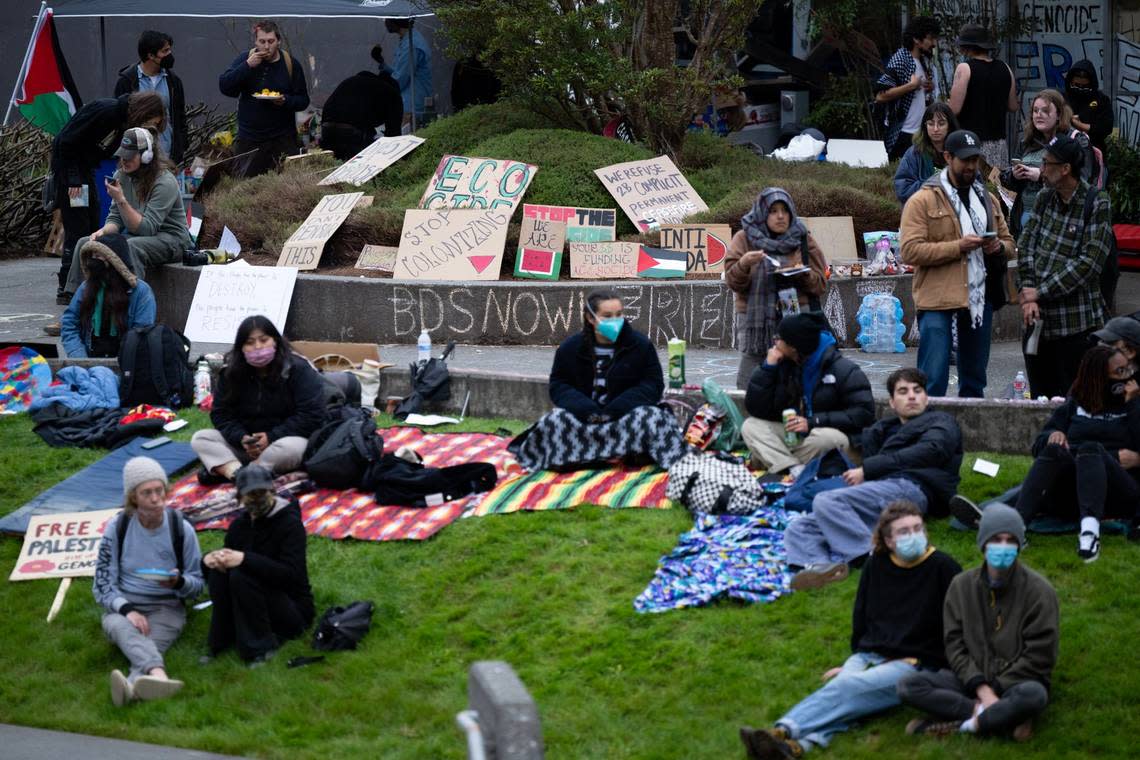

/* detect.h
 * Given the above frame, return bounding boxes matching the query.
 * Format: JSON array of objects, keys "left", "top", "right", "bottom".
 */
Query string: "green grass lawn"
[{"left": 1, "top": 413, "right": 1138, "bottom": 758}]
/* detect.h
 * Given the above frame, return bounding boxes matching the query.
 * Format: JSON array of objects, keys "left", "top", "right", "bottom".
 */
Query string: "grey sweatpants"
[
  {"left": 64, "top": 232, "right": 183, "bottom": 293},
  {"left": 191, "top": 428, "right": 308, "bottom": 474},
  {"left": 102, "top": 599, "right": 185, "bottom": 681},
  {"left": 897, "top": 668, "right": 1049, "bottom": 734},
  {"left": 741, "top": 418, "right": 852, "bottom": 473}
]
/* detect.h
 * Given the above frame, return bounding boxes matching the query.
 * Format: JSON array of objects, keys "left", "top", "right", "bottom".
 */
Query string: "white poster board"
[
  {"left": 10, "top": 509, "right": 121, "bottom": 581},
  {"left": 394, "top": 207, "right": 511, "bottom": 281},
  {"left": 594, "top": 156, "right": 708, "bottom": 232},
  {"left": 318, "top": 135, "right": 425, "bottom": 186},
  {"left": 825, "top": 140, "right": 889, "bottom": 168},
  {"left": 184, "top": 264, "right": 298, "bottom": 343}
]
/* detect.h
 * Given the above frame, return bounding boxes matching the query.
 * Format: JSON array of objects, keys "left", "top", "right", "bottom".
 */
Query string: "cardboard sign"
[
  {"left": 513, "top": 215, "right": 567, "bottom": 280},
  {"left": 659, "top": 224, "right": 731, "bottom": 274},
  {"left": 802, "top": 216, "right": 857, "bottom": 262},
  {"left": 568, "top": 242, "right": 688, "bottom": 279},
  {"left": 276, "top": 192, "right": 364, "bottom": 270},
  {"left": 355, "top": 244, "right": 398, "bottom": 272},
  {"left": 419, "top": 155, "right": 537, "bottom": 215},
  {"left": 394, "top": 207, "right": 511, "bottom": 281},
  {"left": 184, "top": 264, "right": 298, "bottom": 343},
  {"left": 523, "top": 204, "right": 616, "bottom": 243},
  {"left": 319, "top": 135, "right": 424, "bottom": 186},
  {"left": 292, "top": 341, "right": 381, "bottom": 366},
  {"left": 594, "top": 156, "right": 709, "bottom": 232},
  {"left": 10, "top": 509, "right": 120, "bottom": 581}
]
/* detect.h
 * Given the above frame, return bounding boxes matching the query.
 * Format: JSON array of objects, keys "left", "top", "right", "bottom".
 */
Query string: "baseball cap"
[
  {"left": 1044, "top": 135, "right": 1085, "bottom": 173},
  {"left": 235, "top": 464, "right": 274, "bottom": 496},
  {"left": 944, "top": 130, "right": 983, "bottom": 159},
  {"left": 114, "top": 127, "right": 151, "bottom": 159},
  {"left": 1094, "top": 316, "right": 1140, "bottom": 347}
]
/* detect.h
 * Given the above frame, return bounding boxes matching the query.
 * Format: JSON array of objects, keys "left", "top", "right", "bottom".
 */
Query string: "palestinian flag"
[
  {"left": 14, "top": 10, "right": 81, "bottom": 135},
  {"left": 637, "top": 246, "right": 687, "bottom": 278}
]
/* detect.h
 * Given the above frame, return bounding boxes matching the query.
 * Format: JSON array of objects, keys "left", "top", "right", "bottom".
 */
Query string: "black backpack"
[
  {"left": 302, "top": 415, "right": 383, "bottom": 489},
  {"left": 364, "top": 454, "right": 497, "bottom": 507},
  {"left": 116, "top": 507, "right": 186, "bottom": 574},
  {"left": 118, "top": 325, "right": 194, "bottom": 408},
  {"left": 312, "top": 600, "right": 375, "bottom": 651}
]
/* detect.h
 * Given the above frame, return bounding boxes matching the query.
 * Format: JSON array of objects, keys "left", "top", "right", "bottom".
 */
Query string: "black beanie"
[{"left": 776, "top": 312, "right": 831, "bottom": 356}]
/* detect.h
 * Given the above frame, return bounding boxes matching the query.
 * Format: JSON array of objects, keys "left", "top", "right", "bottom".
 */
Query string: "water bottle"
[
  {"left": 417, "top": 329, "right": 432, "bottom": 363},
  {"left": 193, "top": 360, "right": 212, "bottom": 405},
  {"left": 1013, "top": 370, "right": 1028, "bottom": 400},
  {"left": 856, "top": 293, "right": 906, "bottom": 353}
]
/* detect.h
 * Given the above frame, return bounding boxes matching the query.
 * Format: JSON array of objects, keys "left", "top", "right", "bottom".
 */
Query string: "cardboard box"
[{"left": 291, "top": 341, "right": 379, "bottom": 367}]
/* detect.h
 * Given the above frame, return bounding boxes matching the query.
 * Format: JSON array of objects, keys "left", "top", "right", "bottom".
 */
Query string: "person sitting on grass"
[
  {"left": 201, "top": 464, "right": 314, "bottom": 666},
  {"left": 784, "top": 368, "right": 962, "bottom": 591},
  {"left": 740, "top": 501, "right": 961, "bottom": 759},
  {"left": 898, "top": 504, "right": 1058, "bottom": 742},
  {"left": 93, "top": 456, "right": 203, "bottom": 706},
  {"left": 60, "top": 234, "right": 155, "bottom": 358},
  {"left": 191, "top": 314, "right": 325, "bottom": 483},
  {"left": 508, "top": 289, "right": 686, "bottom": 472},
  {"left": 741, "top": 311, "right": 874, "bottom": 479}
]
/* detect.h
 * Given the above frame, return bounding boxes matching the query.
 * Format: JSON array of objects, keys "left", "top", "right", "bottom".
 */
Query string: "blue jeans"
[
  {"left": 784, "top": 478, "right": 927, "bottom": 566},
  {"left": 778, "top": 652, "right": 918, "bottom": 751},
  {"left": 916, "top": 306, "right": 993, "bottom": 397}
]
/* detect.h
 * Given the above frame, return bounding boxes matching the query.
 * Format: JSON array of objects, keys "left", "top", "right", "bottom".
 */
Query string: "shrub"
[{"left": 1106, "top": 135, "right": 1140, "bottom": 224}]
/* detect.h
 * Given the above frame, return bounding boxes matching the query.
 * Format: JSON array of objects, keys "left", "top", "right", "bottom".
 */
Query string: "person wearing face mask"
[
  {"left": 114, "top": 30, "right": 186, "bottom": 163},
  {"left": 726, "top": 187, "right": 828, "bottom": 389},
  {"left": 741, "top": 312, "right": 874, "bottom": 479},
  {"left": 899, "top": 505, "right": 1058, "bottom": 742},
  {"left": 1012, "top": 345, "right": 1140, "bottom": 562},
  {"left": 1064, "top": 59, "right": 1113, "bottom": 156},
  {"left": 508, "top": 289, "right": 685, "bottom": 472},
  {"left": 894, "top": 102, "right": 960, "bottom": 206},
  {"left": 61, "top": 126, "right": 191, "bottom": 297},
  {"left": 740, "top": 502, "right": 960, "bottom": 758},
  {"left": 60, "top": 233, "right": 155, "bottom": 358},
  {"left": 201, "top": 465, "right": 314, "bottom": 666},
  {"left": 191, "top": 315, "right": 326, "bottom": 483},
  {"left": 900, "top": 130, "right": 1015, "bottom": 398}
]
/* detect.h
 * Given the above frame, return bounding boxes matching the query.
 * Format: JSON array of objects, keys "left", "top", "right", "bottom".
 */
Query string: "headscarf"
[{"left": 740, "top": 187, "right": 809, "bottom": 256}]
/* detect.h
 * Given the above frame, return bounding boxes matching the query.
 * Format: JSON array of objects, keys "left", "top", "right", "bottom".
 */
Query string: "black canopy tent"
[{"left": 9, "top": 0, "right": 434, "bottom": 127}]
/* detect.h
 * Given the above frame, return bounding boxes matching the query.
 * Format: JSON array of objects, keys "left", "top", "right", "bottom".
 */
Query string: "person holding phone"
[{"left": 900, "top": 130, "right": 1015, "bottom": 397}]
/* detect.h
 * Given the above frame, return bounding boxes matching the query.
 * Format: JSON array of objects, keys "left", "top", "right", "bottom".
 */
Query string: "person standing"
[
  {"left": 114, "top": 30, "right": 186, "bottom": 163},
  {"left": 898, "top": 505, "right": 1058, "bottom": 742},
  {"left": 874, "top": 16, "right": 941, "bottom": 161},
  {"left": 385, "top": 18, "right": 433, "bottom": 127},
  {"left": 893, "top": 102, "right": 960, "bottom": 206},
  {"left": 320, "top": 45, "right": 404, "bottom": 160},
  {"left": 900, "top": 130, "right": 1015, "bottom": 397},
  {"left": 219, "top": 20, "right": 309, "bottom": 177},
  {"left": 1017, "top": 135, "right": 1111, "bottom": 399},
  {"left": 948, "top": 24, "right": 1018, "bottom": 171},
  {"left": 1065, "top": 59, "right": 1113, "bottom": 155}
]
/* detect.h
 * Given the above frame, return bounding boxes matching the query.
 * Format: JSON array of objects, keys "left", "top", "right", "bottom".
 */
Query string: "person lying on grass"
[
  {"left": 93, "top": 456, "right": 203, "bottom": 706},
  {"left": 191, "top": 314, "right": 325, "bottom": 483},
  {"left": 899, "top": 504, "right": 1058, "bottom": 742},
  {"left": 508, "top": 288, "right": 686, "bottom": 472},
  {"left": 200, "top": 464, "right": 314, "bottom": 667},
  {"left": 740, "top": 501, "right": 961, "bottom": 759}
]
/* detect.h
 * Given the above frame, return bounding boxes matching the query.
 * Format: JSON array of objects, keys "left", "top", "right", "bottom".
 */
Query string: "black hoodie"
[{"left": 1065, "top": 59, "right": 1113, "bottom": 152}]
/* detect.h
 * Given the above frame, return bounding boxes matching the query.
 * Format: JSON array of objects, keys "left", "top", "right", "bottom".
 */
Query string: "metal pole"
[
  {"left": 4, "top": 2, "right": 48, "bottom": 127},
  {"left": 100, "top": 17, "right": 109, "bottom": 95},
  {"left": 408, "top": 18, "right": 417, "bottom": 132}
]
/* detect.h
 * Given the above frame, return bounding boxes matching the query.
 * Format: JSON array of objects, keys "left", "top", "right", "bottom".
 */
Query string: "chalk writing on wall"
[{"left": 1117, "top": 35, "right": 1140, "bottom": 145}]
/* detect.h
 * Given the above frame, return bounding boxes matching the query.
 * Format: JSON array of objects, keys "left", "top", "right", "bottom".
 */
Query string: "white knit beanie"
[{"left": 123, "top": 456, "right": 168, "bottom": 501}]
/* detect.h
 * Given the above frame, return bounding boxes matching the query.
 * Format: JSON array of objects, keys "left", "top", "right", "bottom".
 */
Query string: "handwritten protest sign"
[
  {"left": 319, "top": 135, "right": 424, "bottom": 186},
  {"left": 513, "top": 215, "right": 567, "bottom": 280},
  {"left": 523, "top": 204, "right": 616, "bottom": 243},
  {"left": 569, "top": 242, "right": 687, "bottom": 279},
  {"left": 594, "top": 156, "right": 708, "bottom": 232},
  {"left": 420, "top": 155, "right": 537, "bottom": 215},
  {"left": 659, "top": 224, "right": 731, "bottom": 274},
  {"left": 394, "top": 207, "right": 511, "bottom": 281},
  {"left": 355, "top": 244, "right": 399, "bottom": 272},
  {"left": 802, "top": 216, "right": 857, "bottom": 262},
  {"left": 276, "top": 192, "right": 364, "bottom": 270},
  {"left": 10, "top": 509, "right": 120, "bottom": 581},
  {"left": 184, "top": 264, "right": 298, "bottom": 343}
]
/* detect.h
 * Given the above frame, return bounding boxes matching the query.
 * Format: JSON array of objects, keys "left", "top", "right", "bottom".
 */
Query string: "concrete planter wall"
[{"left": 150, "top": 266, "right": 1022, "bottom": 350}]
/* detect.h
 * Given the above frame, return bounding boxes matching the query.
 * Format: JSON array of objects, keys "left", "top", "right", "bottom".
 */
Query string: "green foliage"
[
  {"left": 1106, "top": 135, "right": 1140, "bottom": 224},
  {"left": 806, "top": 76, "right": 872, "bottom": 139}
]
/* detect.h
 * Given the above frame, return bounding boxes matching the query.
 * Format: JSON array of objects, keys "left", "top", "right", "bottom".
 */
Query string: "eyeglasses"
[{"left": 924, "top": 119, "right": 948, "bottom": 128}]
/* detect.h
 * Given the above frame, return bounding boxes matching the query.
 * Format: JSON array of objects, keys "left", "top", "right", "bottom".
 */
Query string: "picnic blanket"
[
  {"left": 634, "top": 508, "right": 791, "bottom": 613},
  {"left": 167, "top": 427, "right": 518, "bottom": 541},
  {"left": 0, "top": 438, "right": 197, "bottom": 534},
  {"left": 469, "top": 464, "right": 671, "bottom": 516}
]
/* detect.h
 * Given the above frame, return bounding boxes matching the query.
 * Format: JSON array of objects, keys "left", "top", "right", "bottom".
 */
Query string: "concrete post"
[{"left": 467, "top": 661, "right": 543, "bottom": 760}]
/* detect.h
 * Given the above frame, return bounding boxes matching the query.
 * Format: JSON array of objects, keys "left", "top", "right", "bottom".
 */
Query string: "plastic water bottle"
[
  {"left": 1013, "top": 370, "right": 1028, "bottom": 400},
  {"left": 417, "top": 329, "right": 432, "bottom": 363},
  {"left": 193, "top": 360, "right": 212, "bottom": 405},
  {"left": 856, "top": 293, "right": 906, "bottom": 353}
]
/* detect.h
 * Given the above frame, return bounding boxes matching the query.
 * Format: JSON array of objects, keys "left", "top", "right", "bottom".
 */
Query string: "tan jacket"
[
  {"left": 899, "top": 176, "right": 1015, "bottom": 311},
  {"left": 724, "top": 229, "right": 828, "bottom": 314}
]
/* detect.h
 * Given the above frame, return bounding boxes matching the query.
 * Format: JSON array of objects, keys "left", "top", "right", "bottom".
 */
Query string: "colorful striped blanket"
[{"left": 469, "top": 464, "right": 671, "bottom": 516}]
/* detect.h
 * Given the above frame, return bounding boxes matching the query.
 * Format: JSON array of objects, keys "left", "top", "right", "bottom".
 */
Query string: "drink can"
[
  {"left": 782, "top": 408, "right": 800, "bottom": 447},
  {"left": 667, "top": 338, "right": 686, "bottom": 389}
]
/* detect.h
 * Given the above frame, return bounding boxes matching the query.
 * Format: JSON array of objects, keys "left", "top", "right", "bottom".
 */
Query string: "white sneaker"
[
  {"left": 133, "top": 674, "right": 184, "bottom": 701},
  {"left": 1078, "top": 531, "right": 1100, "bottom": 563},
  {"left": 109, "top": 669, "right": 133, "bottom": 707}
]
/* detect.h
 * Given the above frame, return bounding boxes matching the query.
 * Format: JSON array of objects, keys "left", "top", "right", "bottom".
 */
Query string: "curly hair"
[
  {"left": 1023, "top": 89, "right": 1074, "bottom": 147},
  {"left": 870, "top": 500, "right": 925, "bottom": 554},
  {"left": 1070, "top": 344, "right": 1121, "bottom": 415}
]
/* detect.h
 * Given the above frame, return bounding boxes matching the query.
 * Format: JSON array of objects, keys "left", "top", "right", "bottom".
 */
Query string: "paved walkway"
[{"left": 0, "top": 724, "right": 241, "bottom": 760}]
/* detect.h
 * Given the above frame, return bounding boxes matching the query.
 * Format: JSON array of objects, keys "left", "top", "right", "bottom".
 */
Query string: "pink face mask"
[{"left": 243, "top": 346, "right": 276, "bottom": 367}]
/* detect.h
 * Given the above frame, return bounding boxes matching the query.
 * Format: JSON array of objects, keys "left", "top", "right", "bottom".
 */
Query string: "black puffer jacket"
[
  {"left": 860, "top": 410, "right": 963, "bottom": 515},
  {"left": 51, "top": 95, "right": 130, "bottom": 186},
  {"left": 549, "top": 323, "right": 663, "bottom": 420},
  {"left": 211, "top": 354, "right": 326, "bottom": 449},
  {"left": 1031, "top": 396, "right": 1140, "bottom": 457},
  {"left": 744, "top": 345, "right": 874, "bottom": 442}
]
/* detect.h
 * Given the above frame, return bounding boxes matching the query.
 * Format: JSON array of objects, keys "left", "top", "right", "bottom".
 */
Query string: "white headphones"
[{"left": 138, "top": 128, "right": 154, "bottom": 164}]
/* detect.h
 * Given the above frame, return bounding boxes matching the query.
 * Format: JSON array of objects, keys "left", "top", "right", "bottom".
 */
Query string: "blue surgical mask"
[
  {"left": 985, "top": 543, "right": 1019, "bottom": 570},
  {"left": 894, "top": 532, "right": 928, "bottom": 562},
  {"left": 596, "top": 316, "right": 624, "bottom": 342}
]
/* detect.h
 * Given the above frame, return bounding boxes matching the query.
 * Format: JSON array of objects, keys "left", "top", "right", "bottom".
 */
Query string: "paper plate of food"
[{"left": 252, "top": 90, "right": 283, "bottom": 99}]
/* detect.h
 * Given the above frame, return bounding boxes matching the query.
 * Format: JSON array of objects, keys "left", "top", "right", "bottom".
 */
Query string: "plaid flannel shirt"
[
  {"left": 1017, "top": 180, "right": 1110, "bottom": 339},
  {"left": 875, "top": 48, "right": 918, "bottom": 151}
]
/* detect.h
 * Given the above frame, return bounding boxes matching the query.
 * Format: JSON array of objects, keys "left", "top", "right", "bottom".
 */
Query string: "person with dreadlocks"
[
  {"left": 725, "top": 187, "right": 828, "bottom": 390},
  {"left": 60, "top": 233, "right": 155, "bottom": 358}
]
